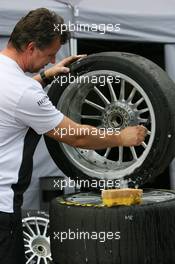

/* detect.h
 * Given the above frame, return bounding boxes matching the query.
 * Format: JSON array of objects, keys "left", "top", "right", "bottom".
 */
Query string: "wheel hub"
[
  {"left": 32, "top": 237, "right": 50, "bottom": 257},
  {"left": 103, "top": 102, "right": 135, "bottom": 129}
]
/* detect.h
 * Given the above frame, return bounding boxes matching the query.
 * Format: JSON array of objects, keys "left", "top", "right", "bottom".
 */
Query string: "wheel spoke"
[
  {"left": 23, "top": 231, "right": 32, "bottom": 239},
  {"left": 44, "top": 258, "right": 47, "bottom": 264},
  {"left": 26, "top": 254, "right": 36, "bottom": 264},
  {"left": 103, "top": 148, "right": 111, "bottom": 158},
  {"left": 138, "top": 108, "right": 149, "bottom": 115},
  {"left": 138, "top": 118, "right": 148, "bottom": 123},
  {"left": 134, "top": 97, "right": 144, "bottom": 107},
  {"left": 37, "top": 256, "right": 41, "bottom": 264},
  {"left": 147, "top": 130, "right": 151, "bottom": 135},
  {"left": 141, "top": 142, "right": 147, "bottom": 149},
  {"left": 118, "top": 147, "right": 123, "bottom": 163},
  {"left": 43, "top": 222, "right": 49, "bottom": 236},
  {"left": 93, "top": 86, "right": 110, "bottom": 105},
  {"left": 130, "top": 146, "right": 138, "bottom": 160},
  {"left": 24, "top": 238, "right": 30, "bottom": 243},
  {"left": 84, "top": 99, "right": 104, "bottom": 111},
  {"left": 127, "top": 87, "right": 136, "bottom": 103},
  {"left": 119, "top": 80, "right": 125, "bottom": 101},
  {"left": 25, "top": 249, "right": 32, "bottom": 254},
  {"left": 81, "top": 115, "right": 102, "bottom": 120},
  {"left": 24, "top": 244, "right": 30, "bottom": 247},
  {"left": 23, "top": 221, "right": 35, "bottom": 236},
  {"left": 35, "top": 218, "right": 40, "bottom": 235},
  {"left": 107, "top": 81, "right": 117, "bottom": 102}
]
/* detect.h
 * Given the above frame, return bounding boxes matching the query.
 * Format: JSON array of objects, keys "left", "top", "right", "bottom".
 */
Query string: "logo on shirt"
[{"left": 37, "top": 95, "right": 49, "bottom": 106}]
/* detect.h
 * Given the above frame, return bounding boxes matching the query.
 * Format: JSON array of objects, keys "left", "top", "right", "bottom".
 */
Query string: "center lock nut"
[{"left": 103, "top": 102, "right": 135, "bottom": 129}]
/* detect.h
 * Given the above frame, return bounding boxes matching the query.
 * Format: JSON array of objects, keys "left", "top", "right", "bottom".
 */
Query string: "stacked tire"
[{"left": 50, "top": 190, "right": 175, "bottom": 264}]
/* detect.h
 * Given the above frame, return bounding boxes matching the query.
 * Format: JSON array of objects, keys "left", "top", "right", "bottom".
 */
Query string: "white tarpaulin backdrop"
[{"left": 55, "top": 0, "right": 175, "bottom": 42}]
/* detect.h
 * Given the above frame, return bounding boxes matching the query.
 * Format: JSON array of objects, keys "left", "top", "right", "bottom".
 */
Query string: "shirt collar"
[{"left": 0, "top": 53, "right": 24, "bottom": 73}]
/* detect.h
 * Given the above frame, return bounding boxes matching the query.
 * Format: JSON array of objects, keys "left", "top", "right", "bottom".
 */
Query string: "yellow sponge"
[{"left": 102, "top": 188, "right": 143, "bottom": 207}]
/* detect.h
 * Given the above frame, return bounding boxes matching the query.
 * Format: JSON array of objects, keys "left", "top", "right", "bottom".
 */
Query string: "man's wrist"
[{"left": 40, "top": 70, "right": 53, "bottom": 85}]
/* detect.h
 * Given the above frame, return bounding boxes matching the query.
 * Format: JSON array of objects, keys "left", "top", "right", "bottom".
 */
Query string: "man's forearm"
[
  {"left": 69, "top": 125, "right": 122, "bottom": 149},
  {"left": 46, "top": 116, "right": 147, "bottom": 148}
]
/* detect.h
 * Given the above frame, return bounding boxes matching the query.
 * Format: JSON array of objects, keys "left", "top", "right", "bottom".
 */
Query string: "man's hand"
[
  {"left": 45, "top": 54, "right": 87, "bottom": 78},
  {"left": 120, "top": 125, "right": 148, "bottom": 147}
]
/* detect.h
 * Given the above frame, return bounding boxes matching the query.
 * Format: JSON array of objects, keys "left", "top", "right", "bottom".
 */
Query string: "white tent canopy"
[
  {"left": 0, "top": 0, "right": 72, "bottom": 35},
  {"left": 55, "top": 0, "right": 175, "bottom": 42}
]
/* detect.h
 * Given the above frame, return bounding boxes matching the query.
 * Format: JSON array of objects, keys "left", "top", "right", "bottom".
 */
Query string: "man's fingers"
[
  {"left": 75, "top": 54, "right": 87, "bottom": 59},
  {"left": 60, "top": 66, "right": 70, "bottom": 73},
  {"left": 134, "top": 125, "right": 147, "bottom": 146},
  {"left": 137, "top": 125, "right": 148, "bottom": 135},
  {"left": 140, "top": 125, "right": 148, "bottom": 135},
  {"left": 60, "top": 54, "right": 87, "bottom": 66}
]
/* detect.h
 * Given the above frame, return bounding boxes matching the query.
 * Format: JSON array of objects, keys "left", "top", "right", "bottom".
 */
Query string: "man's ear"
[{"left": 26, "top": 42, "right": 36, "bottom": 55}]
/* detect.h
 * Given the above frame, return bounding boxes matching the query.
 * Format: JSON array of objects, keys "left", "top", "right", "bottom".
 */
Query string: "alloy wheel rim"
[
  {"left": 57, "top": 70, "right": 156, "bottom": 183},
  {"left": 22, "top": 216, "right": 52, "bottom": 264}
]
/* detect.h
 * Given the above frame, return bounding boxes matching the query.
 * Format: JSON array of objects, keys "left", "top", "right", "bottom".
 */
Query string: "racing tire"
[{"left": 45, "top": 52, "right": 175, "bottom": 187}]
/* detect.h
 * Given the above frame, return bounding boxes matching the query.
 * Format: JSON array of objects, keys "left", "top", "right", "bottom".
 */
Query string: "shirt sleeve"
[{"left": 15, "top": 84, "right": 64, "bottom": 135}]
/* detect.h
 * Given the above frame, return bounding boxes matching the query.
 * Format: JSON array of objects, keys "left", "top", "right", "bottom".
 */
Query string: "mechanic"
[{"left": 0, "top": 8, "right": 147, "bottom": 264}]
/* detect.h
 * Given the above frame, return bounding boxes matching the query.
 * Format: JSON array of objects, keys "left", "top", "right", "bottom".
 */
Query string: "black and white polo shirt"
[{"left": 0, "top": 54, "right": 64, "bottom": 213}]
